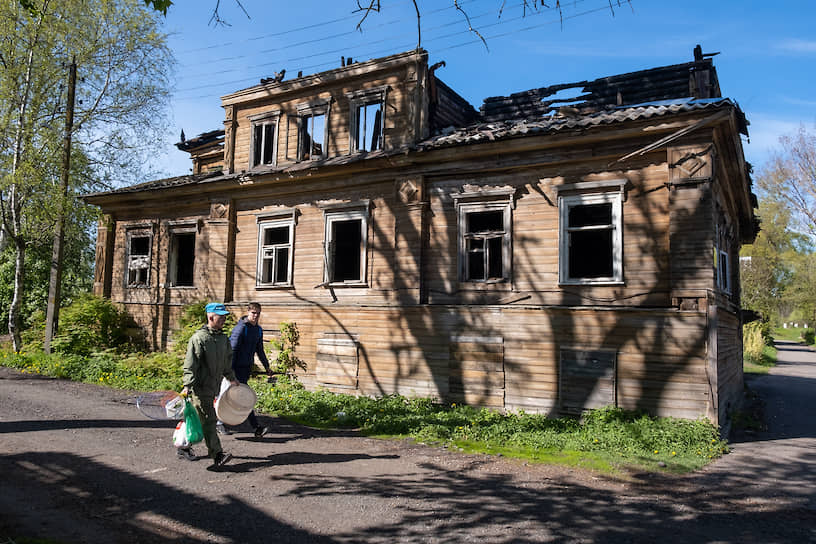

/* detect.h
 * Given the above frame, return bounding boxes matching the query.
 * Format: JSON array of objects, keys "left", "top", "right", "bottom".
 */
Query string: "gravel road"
[{"left": 1, "top": 340, "right": 815, "bottom": 543}]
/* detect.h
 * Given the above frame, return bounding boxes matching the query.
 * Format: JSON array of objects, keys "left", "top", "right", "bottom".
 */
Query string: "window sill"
[
  {"left": 327, "top": 282, "right": 368, "bottom": 288},
  {"left": 255, "top": 284, "right": 293, "bottom": 290},
  {"left": 167, "top": 285, "right": 196, "bottom": 289},
  {"left": 559, "top": 280, "right": 625, "bottom": 286}
]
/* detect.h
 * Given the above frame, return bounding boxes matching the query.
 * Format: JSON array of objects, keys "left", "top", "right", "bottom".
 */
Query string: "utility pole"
[{"left": 44, "top": 58, "right": 76, "bottom": 354}]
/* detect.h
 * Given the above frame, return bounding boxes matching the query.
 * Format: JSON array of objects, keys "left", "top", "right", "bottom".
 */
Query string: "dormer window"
[
  {"left": 347, "top": 86, "right": 387, "bottom": 153},
  {"left": 249, "top": 111, "right": 280, "bottom": 168},
  {"left": 297, "top": 101, "right": 329, "bottom": 161}
]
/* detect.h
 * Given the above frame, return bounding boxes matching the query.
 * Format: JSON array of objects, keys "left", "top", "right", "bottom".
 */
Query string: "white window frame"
[
  {"left": 249, "top": 111, "right": 280, "bottom": 168},
  {"left": 347, "top": 86, "right": 387, "bottom": 153},
  {"left": 297, "top": 101, "right": 330, "bottom": 161},
  {"left": 558, "top": 191, "right": 623, "bottom": 285},
  {"left": 717, "top": 249, "right": 731, "bottom": 294},
  {"left": 322, "top": 205, "right": 369, "bottom": 286},
  {"left": 457, "top": 201, "right": 512, "bottom": 283},
  {"left": 256, "top": 217, "right": 294, "bottom": 287},
  {"left": 125, "top": 228, "right": 152, "bottom": 288}
]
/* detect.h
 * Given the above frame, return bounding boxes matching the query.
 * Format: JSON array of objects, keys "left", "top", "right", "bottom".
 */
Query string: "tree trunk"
[{"left": 9, "top": 237, "right": 25, "bottom": 352}]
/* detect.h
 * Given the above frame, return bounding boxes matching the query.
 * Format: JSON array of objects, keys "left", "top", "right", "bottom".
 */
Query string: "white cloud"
[{"left": 777, "top": 39, "right": 816, "bottom": 53}]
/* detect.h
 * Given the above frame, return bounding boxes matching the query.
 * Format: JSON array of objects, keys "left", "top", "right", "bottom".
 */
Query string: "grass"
[
  {"left": 743, "top": 343, "right": 776, "bottom": 375},
  {"left": 1, "top": 347, "right": 728, "bottom": 474}
]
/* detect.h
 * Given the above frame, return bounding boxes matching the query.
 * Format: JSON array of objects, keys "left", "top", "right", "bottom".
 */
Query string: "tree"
[
  {"left": 758, "top": 126, "right": 816, "bottom": 242},
  {"left": 0, "top": 0, "right": 173, "bottom": 350}
]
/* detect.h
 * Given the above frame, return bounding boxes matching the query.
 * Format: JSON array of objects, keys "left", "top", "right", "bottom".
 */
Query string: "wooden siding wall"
[
  {"left": 230, "top": 70, "right": 416, "bottom": 173},
  {"left": 716, "top": 309, "right": 743, "bottom": 425}
]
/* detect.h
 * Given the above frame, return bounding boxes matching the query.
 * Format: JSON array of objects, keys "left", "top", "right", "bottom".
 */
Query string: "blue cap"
[{"left": 205, "top": 302, "right": 230, "bottom": 316}]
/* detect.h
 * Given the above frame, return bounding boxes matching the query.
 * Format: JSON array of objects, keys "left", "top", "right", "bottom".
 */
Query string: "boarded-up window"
[
  {"left": 559, "top": 349, "right": 616, "bottom": 414},
  {"left": 449, "top": 336, "right": 504, "bottom": 408},
  {"left": 316, "top": 336, "right": 358, "bottom": 388}
]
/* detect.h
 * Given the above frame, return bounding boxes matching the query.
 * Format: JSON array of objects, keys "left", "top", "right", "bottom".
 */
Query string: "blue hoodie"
[{"left": 229, "top": 317, "right": 270, "bottom": 376}]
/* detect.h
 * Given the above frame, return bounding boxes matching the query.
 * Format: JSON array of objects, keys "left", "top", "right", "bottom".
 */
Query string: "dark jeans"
[{"left": 234, "top": 365, "right": 260, "bottom": 429}]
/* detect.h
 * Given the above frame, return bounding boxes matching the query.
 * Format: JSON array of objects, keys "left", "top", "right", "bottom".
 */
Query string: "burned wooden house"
[{"left": 84, "top": 47, "right": 757, "bottom": 427}]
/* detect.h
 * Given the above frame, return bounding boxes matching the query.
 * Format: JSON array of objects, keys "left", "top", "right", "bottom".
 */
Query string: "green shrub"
[
  {"left": 802, "top": 328, "right": 815, "bottom": 345},
  {"left": 743, "top": 322, "right": 766, "bottom": 364},
  {"left": 270, "top": 321, "right": 306, "bottom": 375},
  {"left": 171, "top": 300, "right": 236, "bottom": 356},
  {"left": 50, "top": 294, "right": 144, "bottom": 356}
]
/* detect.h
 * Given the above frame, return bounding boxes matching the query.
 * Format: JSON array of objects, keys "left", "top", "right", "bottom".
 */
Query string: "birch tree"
[{"left": 0, "top": 0, "right": 172, "bottom": 350}]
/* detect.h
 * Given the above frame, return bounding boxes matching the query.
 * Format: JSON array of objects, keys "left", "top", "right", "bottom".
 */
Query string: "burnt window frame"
[
  {"left": 256, "top": 214, "right": 295, "bottom": 288},
  {"left": 321, "top": 203, "right": 369, "bottom": 286},
  {"left": 347, "top": 86, "right": 387, "bottom": 154},
  {"left": 457, "top": 201, "right": 512, "bottom": 283},
  {"left": 125, "top": 227, "right": 153, "bottom": 289},
  {"left": 297, "top": 100, "right": 330, "bottom": 162},
  {"left": 249, "top": 111, "right": 280, "bottom": 169},
  {"left": 558, "top": 188, "right": 624, "bottom": 285},
  {"left": 167, "top": 224, "right": 198, "bottom": 288}
]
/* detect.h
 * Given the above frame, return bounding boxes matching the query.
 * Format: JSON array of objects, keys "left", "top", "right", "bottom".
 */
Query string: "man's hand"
[
  {"left": 230, "top": 379, "right": 239, "bottom": 387},
  {"left": 180, "top": 386, "right": 190, "bottom": 397}
]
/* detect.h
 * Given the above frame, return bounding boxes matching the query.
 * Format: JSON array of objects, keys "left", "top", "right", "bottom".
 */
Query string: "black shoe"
[
  {"left": 177, "top": 447, "right": 196, "bottom": 461},
  {"left": 254, "top": 425, "right": 270, "bottom": 438},
  {"left": 216, "top": 423, "right": 233, "bottom": 436},
  {"left": 211, "top": 451, "right": 232, "bottom": 470}
]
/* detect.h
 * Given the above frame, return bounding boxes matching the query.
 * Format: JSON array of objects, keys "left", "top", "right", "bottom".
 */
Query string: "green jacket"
[{"left": 182, "top": 325, "right": 236, "bottom": 396}]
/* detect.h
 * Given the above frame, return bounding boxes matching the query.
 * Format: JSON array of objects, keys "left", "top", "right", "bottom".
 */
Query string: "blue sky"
[{"left": 155, "top": 0, "right": 816, "bottom": 178}]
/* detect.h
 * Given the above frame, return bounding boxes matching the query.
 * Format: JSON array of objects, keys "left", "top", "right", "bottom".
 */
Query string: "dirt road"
[{"left": 1, "top": 341, "right": 815, "bottom": 543}]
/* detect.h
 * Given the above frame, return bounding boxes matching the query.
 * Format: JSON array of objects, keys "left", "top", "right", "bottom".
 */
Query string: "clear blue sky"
[{"left": 155, "top": 0, "right": 816, "bottom": 178}]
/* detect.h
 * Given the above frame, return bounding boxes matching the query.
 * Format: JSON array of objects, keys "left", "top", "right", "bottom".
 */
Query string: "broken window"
[
  {"left": 355, "top": 101, "right": 382, "bottom": 152},
  {"left": 168, "top": 231, "right": 196, "bottom": 287},
  {"left": 298, "top": 111, "right": 326, "bottom": 161},
  {"left": 257, "top": 219, "right": 293, "bottom": 286},
  {"left": 126, "top": 231, "right": 152, "bottom": 288},
  {"left": 559, "top": 192, "right": 622, "bottom": 284},
  {"left": 458, "top": 202, "right": 511, "bottom": 283},
  {"left": 347, "top": 87, "right": 387, "bottom": 154},
  {"left": 324, "top": 208, "right": 368, "bottom": 284},
  {"left": 251, "top": 117, "right": 278, "bottom": 168}
]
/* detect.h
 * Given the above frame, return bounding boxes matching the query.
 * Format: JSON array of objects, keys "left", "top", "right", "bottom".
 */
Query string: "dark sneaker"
[
  {"left": 211, "top": 451, "right": 232, "bottom": 470},
  {"left": 254, "top": 426, "right": 270, "bottom": 438},
  {"left": 216, "top": 423, "right": 232, "bottom": 436},
  {"left": 177, "top": 447, "right": 196, "bottom": 461}
]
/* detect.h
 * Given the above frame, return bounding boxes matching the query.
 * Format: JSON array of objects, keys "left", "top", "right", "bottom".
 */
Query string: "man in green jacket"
[{"left": 180, "top": 302, "right": 239, "bottom": 470}]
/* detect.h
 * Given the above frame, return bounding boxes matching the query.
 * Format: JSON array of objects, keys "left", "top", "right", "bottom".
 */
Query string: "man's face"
[
  {"left": 208, "top": 313, "right": 227, "bottom": 330},
  {"left": 247, "top": 308, "right": 261, "bottom": 326}
]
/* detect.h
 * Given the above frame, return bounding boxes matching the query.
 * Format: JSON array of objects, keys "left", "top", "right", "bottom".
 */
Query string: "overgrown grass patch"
[
  {"left": 1, "top": 349, "right": 728, "bottom": 474},
  {"left": 743, "top": 344, "right": 776, "bottom": 374}
]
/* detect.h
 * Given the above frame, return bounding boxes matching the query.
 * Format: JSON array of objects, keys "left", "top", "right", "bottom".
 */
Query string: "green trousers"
[{"left": 190, "top": 392, "right": 221, "bottom": 459}]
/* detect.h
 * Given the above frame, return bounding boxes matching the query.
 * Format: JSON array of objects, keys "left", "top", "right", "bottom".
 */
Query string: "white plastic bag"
[
  {"left": 164, "top": 395, "right": 185, "bottom": 419},
  {"left": 172, "top": 420, "right": 190, "bottom": 448}
]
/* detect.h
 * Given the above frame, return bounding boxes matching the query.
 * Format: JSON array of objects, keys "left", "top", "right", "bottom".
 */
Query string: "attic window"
[
  {"left": 297, "top": 101, "right": 329, "bottom": 161},
  {"left": 347, "top": 87, "right": 387, "bottom": 153},
  {"left": 249, "top": 113, "right": 279, "bottom": 168},
  {"left": 126, "top": 231, "right": 152, "bottom": 288}
]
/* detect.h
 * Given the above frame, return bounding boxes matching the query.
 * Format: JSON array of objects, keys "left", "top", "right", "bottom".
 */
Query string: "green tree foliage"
[
  {"left": 0, "top": 0, "right": 173, "bottom": 350},
  {"left": 758, "top": 127, "right": 816, "bottom": 241}
]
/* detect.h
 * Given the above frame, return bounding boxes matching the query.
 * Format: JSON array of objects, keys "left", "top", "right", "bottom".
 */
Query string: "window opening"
[
  {"left": 559, "top": 192, "right": 622, "bottom": 284},
  {"left": 300, "top": 112, "right": 325, "bottom": 160},
  {"left": 126, "top": 234, "right": 151, "bottom": 287},
  {"left": 258, "top": 221, "right": 293, "bottom": 286},
  {"left": 356, "top": 101, "right": 382, "bottom": 152},
  {"left": 251, "top": 120, "right": 277, "bottom": 167},
  {"left": 169, "top": 232, "right": 195, "bottom": 287},
  {"left": 464, "top": 210, "right": 505, "bottom": 281},
  {"left": 323, "top": 208, "right": 368, "bottom": 285}
]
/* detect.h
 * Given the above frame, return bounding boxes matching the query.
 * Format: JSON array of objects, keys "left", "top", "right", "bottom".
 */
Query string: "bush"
[
  {"left": 171, "top": 300, "right": 236, "bottom": 356},
  {"left": 802, "top": 328, "right": 815, "bottom": 345},
  {"left": 50, "top": 294, "right": 144, "bottom": 356},
  {"left": 743, "top": 322, "right": 766, "bottom": 364}
]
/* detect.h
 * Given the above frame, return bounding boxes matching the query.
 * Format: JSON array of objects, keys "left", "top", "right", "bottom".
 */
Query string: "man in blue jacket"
[{"left": 220, "top": 301, "right": 273, "bottom": 438}]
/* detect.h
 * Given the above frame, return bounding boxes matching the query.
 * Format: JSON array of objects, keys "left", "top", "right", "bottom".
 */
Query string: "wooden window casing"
[
  {"left": 257, "top": 218, "right": 294, "bottom": 287},
  {"left": 323, "top": 206, "right": 368, "bottom": 286},
  {"left": 457, "top": 201, "right": 512, "bottom": 283},
  {"left": 559, "top": 191, "right": 623, "bottom": 285},
  {"left": 249, "top": 113, "right": 279, "bottom": 168},
  {"left": 167, "top": 227, "right": 196, "bottom": 288},
  {"left": 125, "top": 228, "right": 152, "bottom": 288}
]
